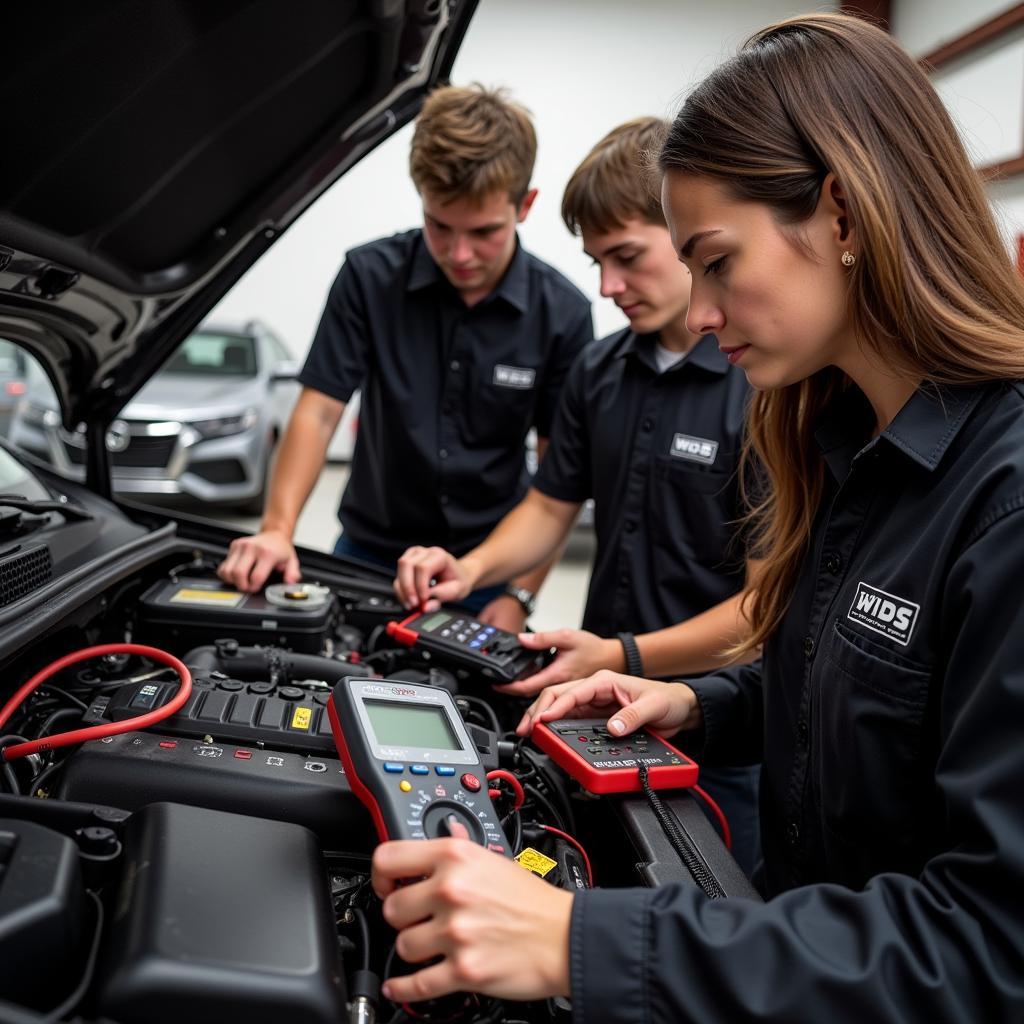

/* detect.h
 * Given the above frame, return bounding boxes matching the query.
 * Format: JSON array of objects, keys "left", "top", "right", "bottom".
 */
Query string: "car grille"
[
  {"left": 64, "top": 435, "right": 177, "bottom": 469},
  {"left": 0, "top": 545, "right": 52, "bottom": 607}
]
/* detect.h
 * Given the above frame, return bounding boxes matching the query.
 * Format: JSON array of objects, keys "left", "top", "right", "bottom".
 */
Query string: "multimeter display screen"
[
  {"left": 418, "top": 612, "right": 451, "bottom": 633},
  {"left": 365, "top": 699, "right": 461, "bottom": 750}
]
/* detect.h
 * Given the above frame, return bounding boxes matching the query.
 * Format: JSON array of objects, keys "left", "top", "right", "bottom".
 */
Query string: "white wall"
[{"left": 210, "top": 0, "right": 835, "bottom": 356}]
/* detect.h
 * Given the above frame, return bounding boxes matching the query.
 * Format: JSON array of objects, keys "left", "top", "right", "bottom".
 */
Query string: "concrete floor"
[{"left": 217, "top": 464, "right": 595, "bottom": 633}]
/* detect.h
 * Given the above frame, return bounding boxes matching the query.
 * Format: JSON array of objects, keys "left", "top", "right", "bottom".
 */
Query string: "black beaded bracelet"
[{"left": 617, "top": 631, "right": 644, "bottom": 678}]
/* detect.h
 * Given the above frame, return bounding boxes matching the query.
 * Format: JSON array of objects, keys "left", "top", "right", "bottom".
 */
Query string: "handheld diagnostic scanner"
[
  {"left": 327, "top": 677, "right": 512, "bottom": 856},
  {"left": 386, "top": 609, "right": 546, "bottom": 684},
  {"left": 532, "top": 717, "right": 699, "bottom": 795}
]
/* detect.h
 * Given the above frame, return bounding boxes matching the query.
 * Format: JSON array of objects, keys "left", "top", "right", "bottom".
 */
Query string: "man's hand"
[
  {"left": 218, "top": 529, "right": 300, "bottom": 592},
  {"left": 516, "top": 670, "right": 702, "bottom": 740},
  {"left": 395, "top": 546, "right": 474, "bottom": 610},
  {"left": 477, "top": 594, "right": 528, "bottom": 634},
  {"left": 372, "top": 831, "right": 573, "bottom": 1004},
  {"left": 494, "top": 628, "right": 623, "bottom": 697}
]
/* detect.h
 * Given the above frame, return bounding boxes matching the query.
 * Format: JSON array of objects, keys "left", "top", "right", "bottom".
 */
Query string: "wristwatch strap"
[
  {"left": 617, "top": 631, "right": 644, "bottom": 677},
  {"left": 504, "top": 584, "right": 536, "bottom": 616}
]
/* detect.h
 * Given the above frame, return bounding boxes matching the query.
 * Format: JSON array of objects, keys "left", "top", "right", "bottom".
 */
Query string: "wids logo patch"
[
  {"left": 493, "top": 364, "right": 535, "bottom": 389},
  {"left": 847, "top": 582, "right": 920, "bottom": 646},
  {"left": 670, "top": 433, "right": 718, "bottom": 465}
]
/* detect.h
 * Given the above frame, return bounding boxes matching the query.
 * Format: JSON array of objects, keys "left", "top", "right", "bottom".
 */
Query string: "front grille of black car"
[
  {"left": 64, "top": 435, "right": 177, "bottom": 469},
  {"left": 0, "top": 545, "right": 52, "bottom": 607}
]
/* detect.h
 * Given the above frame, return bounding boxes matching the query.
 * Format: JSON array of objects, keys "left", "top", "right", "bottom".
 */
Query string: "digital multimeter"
[
  {"left": 532, "top": 718, "right": 699, "bottom": 795},
  {"left": 327, "top": 677, "right": 512, "bottom": 856},
  {"left": 386, "top": 609, "right": 545, "bottom": 684}
]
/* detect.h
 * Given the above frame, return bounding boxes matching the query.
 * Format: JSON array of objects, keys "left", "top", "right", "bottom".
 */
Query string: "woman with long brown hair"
[{"left": 370, "top": 15, "right": 1024, "bottom": 1020}]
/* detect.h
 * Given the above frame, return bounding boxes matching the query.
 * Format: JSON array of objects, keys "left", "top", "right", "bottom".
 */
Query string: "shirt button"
[
  {"left": 787, "top": 821, "right": 800, "bottom": 845},
  {"left": 450, "top": 359, "right": 461, "bottom": 372},
  {"left": 624, "top": 520, "right": 636, "bottom": 533},
  {"left": 825, "top": 553, "right": 842, "bottom": 575},
  {"left": 803, "top": 635, "right": 814, "bottom": 659},
  {"left": 797, "top": 719, "right": 808, "bottom": 744},
  {"left": 439, "top": 448, "right": 448, "bottom": 459},
  {"left": 641, "top": 417, "right": 654, "bottom": 432}
]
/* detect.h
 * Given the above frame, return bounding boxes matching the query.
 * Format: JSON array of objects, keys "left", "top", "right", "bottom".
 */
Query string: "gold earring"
[{"left": 841, "top": 250, "right": 856, "bottom": 267}]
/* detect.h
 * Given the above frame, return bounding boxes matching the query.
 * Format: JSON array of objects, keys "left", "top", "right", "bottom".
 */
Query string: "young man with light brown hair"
[
  {"left": 395, "top": 117, "right": 762, "bottom": 871},
  {"left": 219, "top": 85, "right": 591, "bottom": 631}
]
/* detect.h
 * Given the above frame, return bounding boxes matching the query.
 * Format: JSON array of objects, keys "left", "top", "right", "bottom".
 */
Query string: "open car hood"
[{"left": 0, "top": 0, "right": 475, "bottom": 491}]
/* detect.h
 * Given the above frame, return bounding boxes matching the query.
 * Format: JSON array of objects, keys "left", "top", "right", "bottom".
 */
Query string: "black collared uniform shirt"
[
  {"left": 569, "top": 381, "right": 1024, "bottom": 1023},
  {"left": 533, "top": 329, "right": 750, "bottom": 636},
  {"left": 298, "top": 229, "right": 591, "bottom": 558}
]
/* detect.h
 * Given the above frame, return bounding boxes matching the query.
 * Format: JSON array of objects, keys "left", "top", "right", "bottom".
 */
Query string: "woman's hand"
[
  {"left": 372, "top": 831, "right": 573, "bottom": 1003},
  {"left": 493, "top": 629, "right": 623, "bottom": 697},
  {"left": 516, "top": 670, "right": 702, "bottom": 739}
]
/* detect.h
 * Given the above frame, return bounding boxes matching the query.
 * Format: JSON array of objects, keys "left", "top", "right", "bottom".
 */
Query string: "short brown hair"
[
  {"left": 409, "top": 84, "right": 536, "bottom": 204},
  {"left": 562, "top": 117, "right": 668, "bottom": 236}
]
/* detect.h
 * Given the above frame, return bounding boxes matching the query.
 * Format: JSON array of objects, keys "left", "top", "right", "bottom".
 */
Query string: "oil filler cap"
[{"left": 264, "top": 582, "right": 331, "bottom": 611}]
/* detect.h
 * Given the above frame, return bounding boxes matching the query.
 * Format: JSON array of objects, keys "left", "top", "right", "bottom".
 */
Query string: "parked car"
[{"left": 9, "top": 321, "right": 299, "bottom": 513}]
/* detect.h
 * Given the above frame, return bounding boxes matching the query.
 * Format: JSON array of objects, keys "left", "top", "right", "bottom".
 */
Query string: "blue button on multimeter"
[{"left": 383, "top": 762, "right": 404, "bottom": 773}]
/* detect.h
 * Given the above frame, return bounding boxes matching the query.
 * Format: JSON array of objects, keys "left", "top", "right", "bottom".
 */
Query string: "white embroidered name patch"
[
  {"left": 493, "top": 364, "right": 536, "bottom": 389},
  {"left": 670, "top": 433, "right": 719, "bottom": 465},
  {"left": 847, "top": 582, "right": 920, "bottom": 646}
]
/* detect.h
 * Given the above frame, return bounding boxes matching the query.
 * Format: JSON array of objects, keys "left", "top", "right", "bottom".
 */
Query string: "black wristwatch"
[{"left": 504, "top": 584, "right": 537, "bottom": 616}]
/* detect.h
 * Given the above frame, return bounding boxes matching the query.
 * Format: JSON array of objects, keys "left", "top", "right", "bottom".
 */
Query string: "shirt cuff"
[
  {"left": 533, "top": 472, "right": 589, "bottom": 505},
  {"left": 570, "top": 887, "right": 655, "bottom": 1024}
]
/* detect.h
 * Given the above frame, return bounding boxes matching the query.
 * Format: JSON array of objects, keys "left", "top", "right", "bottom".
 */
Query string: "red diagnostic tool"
[{"left": 532, "top": 718, "right": 699, "bottom": 795}]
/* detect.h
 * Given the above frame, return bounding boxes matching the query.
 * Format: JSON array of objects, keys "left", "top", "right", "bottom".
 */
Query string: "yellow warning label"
[
  {"left": 514, "top": 847, "right": 557, "bottom": 878},
  {"left": 170, "top": 588, "right": 244, "bottom": 607},
  {"left": 291, "top": 707, "right": 312, "bottom": 731}
]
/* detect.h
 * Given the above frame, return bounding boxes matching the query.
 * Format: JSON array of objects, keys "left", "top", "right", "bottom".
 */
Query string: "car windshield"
[{"left": 162, "top": 332, "right": 257, "bottom": 378}]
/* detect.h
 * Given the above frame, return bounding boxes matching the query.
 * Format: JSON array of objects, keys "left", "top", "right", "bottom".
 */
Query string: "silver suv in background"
[{"left": 9, "top": 322, "right": 300, "bottom": 513}]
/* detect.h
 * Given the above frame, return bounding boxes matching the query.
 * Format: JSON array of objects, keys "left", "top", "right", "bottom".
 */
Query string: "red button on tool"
[
  {"left": 461, "top": 773, "right": 481, "bottom": 792},
  {"left": 158, "top": 740, "right": 177, "bottom": 749},
  {"left": 234, "top": 750, "right": 253, "bottom": 760},
  {"left": 487, "top": 843, "right": 506, "bottom": 854},
  {"left": 578, "top": 736, "right": 588, "bottom": 742}
]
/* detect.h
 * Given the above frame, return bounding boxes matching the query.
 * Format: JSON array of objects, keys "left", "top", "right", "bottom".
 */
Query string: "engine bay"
[{"left": 0, "top": 500, "right": 756, "bottom": 1024}]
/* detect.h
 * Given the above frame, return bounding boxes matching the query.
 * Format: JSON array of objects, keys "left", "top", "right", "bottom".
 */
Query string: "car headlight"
[{"left": 191, "top": 408, "right": 259, "bottom": 439}]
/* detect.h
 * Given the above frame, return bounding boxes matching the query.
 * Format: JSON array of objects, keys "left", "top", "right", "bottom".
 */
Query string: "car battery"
[{"left": 136, "top": 577, "right": 336, "bottom": 654}]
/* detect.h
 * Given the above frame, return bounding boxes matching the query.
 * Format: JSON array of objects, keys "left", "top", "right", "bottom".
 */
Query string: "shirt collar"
[
  {"left": 406, "top": 231, "right": 531, "bottom": 314},
  {"left": 617, "top": 331, "right": 727, "bottom": 374},
  {"left": 814, "top": 380, "right": 985, "bottom": 480}
]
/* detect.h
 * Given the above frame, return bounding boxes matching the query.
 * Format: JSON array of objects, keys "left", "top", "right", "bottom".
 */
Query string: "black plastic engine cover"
[
  {"left": 98, "top": 802, "right": 347, "bottom": 1024},
  {"left": 57, "top": 731, "right": 375, "bottom": 849},
  {"left": 0, "top": 817, "right": 88, "bottom": 1009}
]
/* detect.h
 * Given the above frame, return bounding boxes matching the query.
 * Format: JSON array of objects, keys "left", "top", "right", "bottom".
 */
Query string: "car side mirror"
[{"left": 271, "top": 360, "right": 299, "bottom": 383}]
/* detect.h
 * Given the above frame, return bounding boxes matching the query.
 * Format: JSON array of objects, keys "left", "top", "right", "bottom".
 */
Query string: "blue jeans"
[
  {"left": 695, "top": 763, "right": 762, "bottom": 878},
  {"left": 332, "top": 534, "right": 506, "bottom": 615}
]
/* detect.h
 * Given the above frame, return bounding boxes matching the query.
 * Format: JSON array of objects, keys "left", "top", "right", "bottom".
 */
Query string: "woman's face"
[{"left": 661, "top": 170, "right": 856, "bottom": 390}]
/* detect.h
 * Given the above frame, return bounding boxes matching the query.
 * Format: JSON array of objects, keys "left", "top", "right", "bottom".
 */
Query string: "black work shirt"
[
  {"left": 533, "top": 329, "right": 750, "bottom": 636},
  {"left": 299, "top": 230, "right": 591, "bottom": 558},
  {"left": 570, "top": 380, "right": 1024, "bottom": 1023}
]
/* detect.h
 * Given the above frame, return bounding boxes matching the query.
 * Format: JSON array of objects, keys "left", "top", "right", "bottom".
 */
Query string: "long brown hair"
[{"left": 659, "top": 13, "right": 1024, "bottom": 652}]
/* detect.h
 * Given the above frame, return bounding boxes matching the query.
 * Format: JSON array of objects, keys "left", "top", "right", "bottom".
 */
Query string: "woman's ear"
[{"left": 820, "top": 171, "right": 855, "bottom": 255}]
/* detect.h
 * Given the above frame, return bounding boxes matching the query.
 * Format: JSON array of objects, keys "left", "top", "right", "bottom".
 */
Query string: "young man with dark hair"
[
  {"left": 395, "top": 117, "right": 762, "bottom": 871},
  {"left": 219, "top": 85, "right": 592, "bottom": 630}
]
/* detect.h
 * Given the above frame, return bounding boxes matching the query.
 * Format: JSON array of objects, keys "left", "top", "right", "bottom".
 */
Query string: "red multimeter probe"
[{"left": 531, "top": 717, "right": 699, "bottom": 794}]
